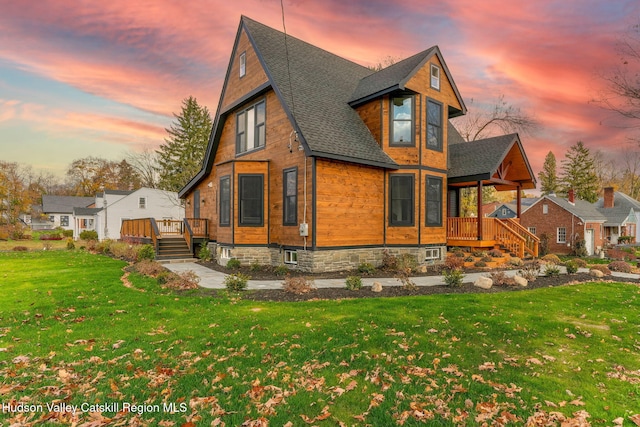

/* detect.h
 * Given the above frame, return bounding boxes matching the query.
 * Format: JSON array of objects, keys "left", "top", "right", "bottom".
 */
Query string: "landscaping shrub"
[
  {"left": 454, "top": 251, "right": 466, "bottom": 258},
  {"left": 224, "top": 272, "right": 250, "bottom": 292},
  {"left": 62, "top": 229, "right": 74, "bottom": 238},
  {"left": 134, "top": 260, "right": 166, "bottom": 277},
  {"left": 542, "top": 254, "right": 562, "bottom": 264},
  {"left": 274, "top": 264, "right": 289, "bottom": 277},
  {"left": 443, "top": 268, "right": 464, "bottom": 287},
  {"left": 381, "top": 249, "right": 397, "bottom": 271},
  {"left": 565, "top": 260, "right": 578, "bottom": 274},
  {"left": 198, "top": 241, "right": 212, "bottom": 261},
  {"left": 590, "top": 264, "right": 611, "bottom": 275},
  {"left": 156, "top": 270, "right": 176, "bottom": 285},
  {"left": 445, "top": 255, "right": 465, "bottom": 270},
  {"left": 282, "top": 276, "right": 315, "bottom": 294},
  {"left": 39, "top": 233, "right": 63, "bottom": 241},
  {"left": 464, "top": 256, "right": 475, "bottom": 262},
  {"left": 487, "top": 249, "right": 503, "bottom": 258},
  {"left": 109, "top": 242, "right": 137, "bottom": 262},
  {"left": 618, "top": 235, "right": 634, "bottom": 244},
  {"left": 95, "top": 239, "right": 113, "bottom": 254},
  {"left": 539, "top": 233, "right": 550, "bottom": 256},
  {"left": 489, "top": 271, "right": 516, "bottom": 286},
  {"left": 357, "top": 262, "right": 376, "bottom": 275},
  {"left": 79, "top": 230, "right": 99, "bottom": 240},
  {"left": 544, "top": 264, "right": 561, "bottom": 277},
  {"left": 137, "top": 244, "right": 155, "bottom": 261},
  {"left": 508, "top": 257, "right": 523, "bottom": 266},
  {"left": 345, "top": 275, "right": 362, "bottom": 290},
  {"left": 572, "top": 239, "right": 588, "bottom": 257},
  {"left": 226, "top": 258, "right": 241, "bottom": 270},
  {"left": 608, "top": 260, "right": 632, "bottom": 273},
  {"left": 397, "top": 253, "right": 418, "bottom": 272},
  {"left": 481, "top": 255, "right": 492, "bottom": 263},
  {"left": 164, "top": 270, "right": 200, "bottom": 290},
  {"left": 573, "top": 258, "right": 587, "bottom": 268},
  {"left": 474, "top": 260, "right": 487, "bottom": 268},
  {"left": 12, "top": 246, "right": 28, "bottom": 252},
  {"left": 66, "top": 238, "right": 75, "bottom": 250},
  {"left": 518, "top": 260, "right": 541, "bottom": 281},
  {"left": 472, "top": 250, "right": 485, "bottom": 257},
  {"left": 250, "top": 262, "right": 263, "bottom": 272}
]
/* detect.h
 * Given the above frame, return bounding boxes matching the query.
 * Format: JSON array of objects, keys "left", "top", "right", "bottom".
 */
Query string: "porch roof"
[{"left": 448, "top": 133, "right": 536, "bottom": 190}]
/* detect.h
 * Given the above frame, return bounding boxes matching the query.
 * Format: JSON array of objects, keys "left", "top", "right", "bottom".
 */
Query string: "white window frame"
[
  {"left": 284, "top": 250, "right": 298, "bottom": 265},
  {"left": 430, "top": 64, "right": 440, "bottom": 90},
  {"left": 239, "top": 52, "right": 246, "bottom": 78},
  {"left": 220, "top": 247, "right": 231, "bottom": 260},
  {"left": 139, "top": 197, "right": 146, "bottom": 209},
  {"left": 425, "top": 248, "right": 441, "bottom": 261},
  {"left": 557, "top": 227, "right": 567, "bottom": 244},
  {"left": 543, "top": 204, "right": 549, "bottom": 214},
  {"left": 60, "top": 215, "right": 69, "bottom": 226},
  {"left": 528, "top": 227, "right": 536, "bottom": 235}
]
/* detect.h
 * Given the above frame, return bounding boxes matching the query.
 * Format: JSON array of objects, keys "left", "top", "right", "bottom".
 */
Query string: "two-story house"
[{"left": 178, "top": 16, "right": 537, "bottom": 272}]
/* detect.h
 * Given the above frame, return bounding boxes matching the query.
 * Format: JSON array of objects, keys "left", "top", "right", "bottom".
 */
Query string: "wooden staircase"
[
  {"left": 447, "top": 217, "right": 539, "bottom": 258},
  {"left": 156, "top": 237, "right": 193, "bottom": 260}
]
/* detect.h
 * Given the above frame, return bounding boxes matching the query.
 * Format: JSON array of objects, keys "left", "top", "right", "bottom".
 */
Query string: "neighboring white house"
[
  {"left": 41, "top": 195, "right": 95, "bottom": 231},
  {"left": 72, "top": 188, "right": 184, "bottom": 240}
]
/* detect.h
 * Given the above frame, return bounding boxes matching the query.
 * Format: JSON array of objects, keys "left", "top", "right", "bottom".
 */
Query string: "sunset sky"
[{"left": 1, "top": 0, "right": 638, "bottom": 185}]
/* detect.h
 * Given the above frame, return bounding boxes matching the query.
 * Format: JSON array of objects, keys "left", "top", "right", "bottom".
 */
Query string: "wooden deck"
[
  {"left": 120, "top": 218, "right": 209, "bottom": 258},
  {"left": 447, "top": 217, "right": 539, "bottom": 258}
]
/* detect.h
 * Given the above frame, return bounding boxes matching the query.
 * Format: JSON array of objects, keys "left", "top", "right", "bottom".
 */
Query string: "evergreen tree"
[
  {"left": 157, "top": 96, "right": 212, "bottom": 192},
  {"left": 538, "top": 151, "right": 559, "bottom": 196},
  {"left": 560, "top": 141, "right": 599, "bottom": 202}
]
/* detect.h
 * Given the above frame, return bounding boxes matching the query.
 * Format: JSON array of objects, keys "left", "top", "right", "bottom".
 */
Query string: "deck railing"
[
  {"left": 185, "top": 218, "right": 208, "bottom": 237},
  {"left": 121, "top": 218, "right": 209, "bottom": 258},
  {"left": 447, "top": 217, "right": 539, "bottom": 258}
]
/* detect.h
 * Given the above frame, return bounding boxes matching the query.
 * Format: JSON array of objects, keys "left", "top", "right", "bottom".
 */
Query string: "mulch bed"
[{"left": 198, "top": 260, "right": 640, "bottom": 302}]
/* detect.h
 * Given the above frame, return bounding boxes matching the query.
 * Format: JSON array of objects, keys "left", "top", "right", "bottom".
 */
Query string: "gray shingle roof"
[
  {"left": 243, "top": 17, "right": 397, "bottom": 168},
  {"left": 594, "top": 191, "right": 639, "bottom": 226},
  {"left": 42, "top": 195, "right": 94, "bottom": 214},
  {"left": 448, "top": 134, "right": 519, "bottom": 181},
  {"left": 545, "top": 196, "right": 607, "bottom": 222},
  {"left": 73, "top": 207, "right": 102, "bottom": 216}
]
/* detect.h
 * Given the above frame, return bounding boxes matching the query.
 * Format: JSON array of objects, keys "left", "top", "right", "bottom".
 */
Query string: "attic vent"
[{"left": 430, "top": 64, "right": 440, "bottom": 90}]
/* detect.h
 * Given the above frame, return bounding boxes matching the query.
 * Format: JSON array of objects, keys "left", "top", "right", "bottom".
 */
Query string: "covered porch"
[
  {"left": 447, "top": 134, "right": 539, "bottom": 258},
  {"left": 120, "top": 218, "right": 209, "bottom": 259}
]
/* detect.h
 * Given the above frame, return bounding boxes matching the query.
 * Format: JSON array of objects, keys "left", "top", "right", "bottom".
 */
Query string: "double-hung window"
[
  {"left": 389, "top": 175, "right": 414, "bottom": 226},
  {"left": 426, "top": 176, "right": 442, "bottom": 227},
  {"left": 430, "top": 64, "right": 440, "bottom": 90},
  {"left": 390, "top": 95, "right": 414, "bottom": 146},
  {"left": 139, "top": 197, "right": 146, "bottom": 209},
  {"left": 239, "top": 174, "right": 264, "bottom": 226},
  {"left": 236, "top": 100, "right": 266, "bottom": 154},
  {"left": 427, "top": 99, "right": 443, "bottom": 151},
  {"left": 60, "top": 215, "right": 69, "bottom": 227},
  {"left": 219, "top": 176, "right": 230, "bottom": 226},
  {"left": 283, "top": 168, "right": 297, "bottom": 225},
  {"left": 557, "top": 227, "right": 567, "bottom": 243}
]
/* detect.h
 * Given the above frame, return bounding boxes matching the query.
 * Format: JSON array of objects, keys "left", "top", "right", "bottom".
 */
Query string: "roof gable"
[{"left": 528, "top": 196, "right": 606, "bottom": 222}]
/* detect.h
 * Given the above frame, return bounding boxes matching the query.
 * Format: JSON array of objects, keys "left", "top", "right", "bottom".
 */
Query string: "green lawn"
[{"left": 1, "top": 251, "right": 639, "bottom": 426}]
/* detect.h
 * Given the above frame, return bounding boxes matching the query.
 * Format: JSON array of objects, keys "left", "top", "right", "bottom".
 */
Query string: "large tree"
[
  {"left": 156, "top": 96, "right": 212, "bottom": 192},
  {"left": 126, "top": 147, "right": 160, "bottom": 189},
  {"left": 560, "top": 141, "right": 599, "bottom": 202},
  {"left": 538, "top": 151, "right": 559, "bottom": 196},
  {"left": 66, "top": 157, "right": 142, "bottom": 196},
  {"left": 0, "top": 161, "right": 32, "bottom": 225}
]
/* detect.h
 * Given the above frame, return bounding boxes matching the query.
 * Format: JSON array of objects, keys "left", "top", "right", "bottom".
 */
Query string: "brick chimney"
[
  {"left": 567, "top": 189, "right": 575, "bottom": 204},
  {"left": 604, "top": 187, "right": 614, "bottom": 208}
]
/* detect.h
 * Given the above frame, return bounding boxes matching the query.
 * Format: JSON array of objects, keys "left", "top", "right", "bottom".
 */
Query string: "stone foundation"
[{"left": 211, "top": 243, "right": 446, "bottom": 273}]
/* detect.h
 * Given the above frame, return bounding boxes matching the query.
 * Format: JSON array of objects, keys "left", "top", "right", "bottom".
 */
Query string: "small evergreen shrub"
[
  {"left": 454, "top": 251, "right": 466, "bottom": 258},
  {"left": 464, "top": 256, "right": 475, "bottom": 262},
  {"left": 565, "top": 260, "right": 578, "bottom": 274},
  {"left": 544, "top": 264, "right": 561, "bottom": 277},
  {"left": 345, "top": 275, "right": 363, "bottom": 290},
  {"left": 274, "top": 264, "right": 289, "bottom": 277},
  {"left": 357, "top": 262, "right": 376, "bottom": 275},
  {"left": 488, "top": 249, "right": 503, "bottom": 258},
  {"left": 443, "top": 268, "right": 464, "bottom": 287},
  {"left": 282, "top": 276, "right": 315, "bottom": 294},
  {"left": 137, "top": 244, "right": 155, "bottom": 261},
  {"left": 608, "top": 260, "right": 632, "bottom": 273},
  {"left": 474, "top": 260, "right": 487, "bottom": 268},
  {"left": 250, "top": 262, "right": 263, "bottom": 272},
  {"left": 62, "top": 229, "right": 74, "bottom": 238},
  {"left": 198, "top": 241, "right": 212, "bottom": 261},
  {"left": 224, "top": 272, "right": 250, "bottom": 291},
  {"left": 481, "top": 256, "right": 492, "bottom": 263},
  {"left": 472, "top": 250, "right": 485, "bottom": 258},
  {"left": 66, "top": 238, "right": 75, "bottom": 250},
  {"left": 79, "top": 230, "right": 98, "bottom": 241},
  {"left": 542, "top": 254, "right": 562, "bottom": 264},
  {"left": 226, "top": 258, "right": 241, "bottom": 270}
]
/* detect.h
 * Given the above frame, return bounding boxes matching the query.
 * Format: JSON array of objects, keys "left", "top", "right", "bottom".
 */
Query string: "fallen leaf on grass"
[{"left": 630, "top": 414, "right": 640, "bottom": 426}]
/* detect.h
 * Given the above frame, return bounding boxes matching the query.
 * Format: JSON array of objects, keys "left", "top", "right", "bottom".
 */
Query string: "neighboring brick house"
[
  {"left": 594, "top": 187, "right": 639, "bottom": 244},
  {"left": 520, "top": 191, "right": 606, "bottom": 255}
]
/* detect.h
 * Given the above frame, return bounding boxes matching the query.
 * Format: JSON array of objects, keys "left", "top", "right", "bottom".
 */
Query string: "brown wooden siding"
[
  {"left": 355, "top": 99, "right": 382, "bottom": 145},
  {"left": 315, "top": 159, "right": 384, "bottom": 247},
  {"left": 221, "top": 29, "right": 269, "bottom": 110}
]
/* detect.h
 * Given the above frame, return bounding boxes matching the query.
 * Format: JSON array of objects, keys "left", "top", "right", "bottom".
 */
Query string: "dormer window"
[
  {"left": 390, "top": 95, "right": 414, "bottom": 146},
  {"left": 430, "top": 64, "right": 440, "bottom": 90},
  {"left": 239, "top": 52, "right": 246, "bottom": 78}
]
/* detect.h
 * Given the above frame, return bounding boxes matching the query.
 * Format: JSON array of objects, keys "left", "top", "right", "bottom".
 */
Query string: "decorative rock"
[
  {"left": 371, "top": 281, "right": 383, "bottom": 292},
  {"left": 474, "top": 277, "right": 493, "bottom": 289},
  {"left": 513, "top": 275, "right": 528, "bottom": 287},
  {"left": 589, "top": 269, "right": 604, "bottom": 278}
]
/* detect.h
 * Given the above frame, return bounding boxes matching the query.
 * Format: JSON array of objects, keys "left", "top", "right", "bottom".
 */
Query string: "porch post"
[
  {"left": 477, "top": 181, "right": 483, "bottom": 240},
  {"left": 516, "top": 185, "right": 522, "bottom": 218}
]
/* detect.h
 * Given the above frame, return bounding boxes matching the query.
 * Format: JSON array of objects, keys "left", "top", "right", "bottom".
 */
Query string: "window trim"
[
  {"left": 528, "top": 227, "right": 536, "bottom": 235},
  {"left": 238, "top": 174, "right": 264, "bottom": 227},
  {"left": 283, "top": 167, "right": 298, "bottom": 226},
  {"left": 239, "top": 51, "right": 246, "bottom": 78},
  {"left": 430, "top": 64, "right": 440, "bottom": 90},
  {"left": 426, "top": 98, "right": 443, "bottom": 152},
  {"left": 219, "top": 175, "right": 231, "bottom": 227},
  {"left": 557, "top": 227, "right": 567, "bottom": 244},
  {"left": 389, "top": 94, "right": 415, "bottom": 147},
  {"left": 60, "top": 215, "right": 69, "bottom": 227},
  {"left": 389, "top": 174, "right": 415, "bottom": 227},
  {"left": 236, "top": 99, "right": 266, "bottom": 155},
  {"left": 425, "top": 248, "right": 441, "bottom": 261},
  {"left": 138, "top": 197, "right": 146, "bottom": 209},
  {"left": 542, "top": 204, "right": 549, "bottom": 214},
  {"left": 425, "top": 175, "right": 443, "bottom": 227},
  {"left": 284, "top": 249, "right": 298, "bottom": 265}
]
